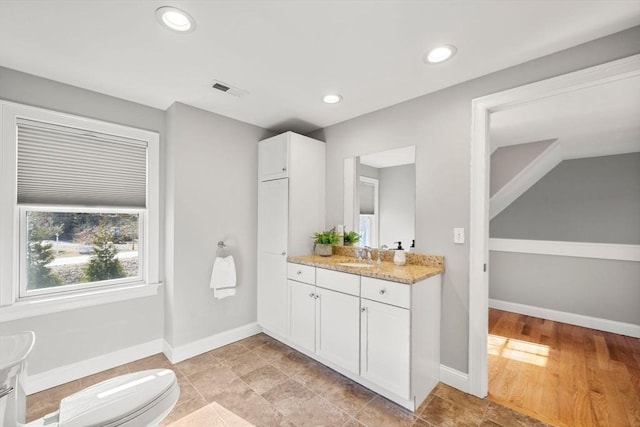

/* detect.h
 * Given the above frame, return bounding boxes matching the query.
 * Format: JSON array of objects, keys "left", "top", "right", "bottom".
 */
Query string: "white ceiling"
[
  {"left": 0, "top": 1, "right": 639, "bottom": 134},
  {"left": 490, "top": 74, "right": 640, "bottom": 158}
]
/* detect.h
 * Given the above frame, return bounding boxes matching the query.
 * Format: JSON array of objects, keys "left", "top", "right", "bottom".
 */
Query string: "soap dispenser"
[{"left": 393, "top": 241, "right": 406, "bottom": 266}]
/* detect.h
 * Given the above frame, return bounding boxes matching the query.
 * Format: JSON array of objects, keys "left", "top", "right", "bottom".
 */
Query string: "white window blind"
[
  {"left": 17, "top": 118, "right": 147, "bottom": 207},
  {"left": 359, "top": 181, "right": 376, "bottom": 214}
]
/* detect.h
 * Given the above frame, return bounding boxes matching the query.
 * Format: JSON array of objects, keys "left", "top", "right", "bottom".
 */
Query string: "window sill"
[{"left": 0, "top": 282, "right": 161, "bottom": 322}]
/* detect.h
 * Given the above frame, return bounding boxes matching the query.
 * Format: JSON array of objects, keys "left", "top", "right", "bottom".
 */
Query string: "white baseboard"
[
  {"left": 163, "top": 322, "right": 261, "bottom": 364},
  {"left": 27, "top": 338, "right": 164, "bottom": 395},
  {"left": 439, "top": 365, "right": 470, "bottom": 394},
  {"left": 27, "top": 322, "right": 263, "bottom": 395},
  {"left": 490, "top": 299, "right": 640, "bottom": 338}
]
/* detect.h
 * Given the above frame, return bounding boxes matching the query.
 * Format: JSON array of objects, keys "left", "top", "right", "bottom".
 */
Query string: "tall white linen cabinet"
[{"left": 257, "top": 132, "right": 325, "bottom": 338}]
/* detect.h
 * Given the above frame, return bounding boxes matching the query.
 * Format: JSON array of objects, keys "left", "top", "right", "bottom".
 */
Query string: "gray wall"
[
  {"left": 489, "top": 252, "right": 640, "bottom": 324},
  {"left": 310, "top": 26, "right": 640, "bottom": 373},
  {"left": 490, "top": 139, "right": 555, "bottom": 196},
  {"left": 491, "top": 153, "right": 640, "bottom": 244},
  {"left": 164, "top": 103, "right": 270, "bottom": 347},
  {"left": 379, "top": 164, "right": 415, "bottom": 248},
  {"left": 0, "top": 67, "right": 165, "bottom": 374},
  {"left": 359, "top": 164, "right": 380, "bottom": 179},
  {"left": 489, "top": 153, "right": 640, "bottom": 325}
]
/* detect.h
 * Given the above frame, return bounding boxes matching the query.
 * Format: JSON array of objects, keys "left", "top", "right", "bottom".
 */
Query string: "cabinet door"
[
  {"left": 316, "top": 287, "right": 360, "bottom": 375},
  {"left": 258, "top": 252, "right": 287, "bottom": 336},
  {"left": 257, "top": 178, "right": 288, "bottom": 336},
  {"left": 360, "top": 299, "right": 410, "bottom": 399},
  {"left": 288, "top": 280, "right": 316, "bottom": 353},
  {"left": 259, "top": 134, "right": 288, "bottom": 181},
  {"left": 258, "top": 179, "right": 288, "bottom": 254}
]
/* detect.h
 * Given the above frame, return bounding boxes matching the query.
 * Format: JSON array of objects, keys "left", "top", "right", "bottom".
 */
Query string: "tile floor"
[{"left": 27, "top": 333, "right": 547, "bottom": 426}]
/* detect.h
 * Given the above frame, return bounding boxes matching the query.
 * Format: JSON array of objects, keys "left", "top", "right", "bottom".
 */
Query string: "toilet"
[{"left": 1, "top": 332, "right": 180, "bottom": 427}]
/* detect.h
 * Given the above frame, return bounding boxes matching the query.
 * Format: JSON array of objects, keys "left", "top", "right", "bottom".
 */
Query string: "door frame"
[{"left": 468, "top": 54, "right": 640, "bottom": 398}]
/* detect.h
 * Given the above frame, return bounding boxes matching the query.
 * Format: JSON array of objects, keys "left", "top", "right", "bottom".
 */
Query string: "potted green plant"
[
  {"left": 313, "top": 229, "right": 339, "bottom": 256},
  {"left": 343, "top": 230, "right": 360, "bottom": 246}
]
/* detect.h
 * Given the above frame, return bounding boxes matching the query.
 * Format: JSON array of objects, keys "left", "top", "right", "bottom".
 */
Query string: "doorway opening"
[{"left": 468, "top": 54, "right": 640, "bottom": 402}]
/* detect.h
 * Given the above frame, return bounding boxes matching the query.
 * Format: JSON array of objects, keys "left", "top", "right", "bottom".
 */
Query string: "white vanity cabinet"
[
  {"left": 360, "top": 297, "right": 411, "bottom": 398},
  {"left": 361, "top": 275, "right": 441, "bottom": 408},
  {"left": 286, "top": 264, "right": 360, "bottom": 375},
  {"left": 257, "top": 132, "right": 325, "bottom": 338},
  {"left": 359, "top": 275, "right": 413, "bottom": 400},
  {"left": 282, "top": 262, "right": 442, "bottom": 411},
  {"left": 287, "top": 279, "right": 316, "bottom": 353},
  {"left": 315, "top": 270, "right": 360, "bottom": 375}
]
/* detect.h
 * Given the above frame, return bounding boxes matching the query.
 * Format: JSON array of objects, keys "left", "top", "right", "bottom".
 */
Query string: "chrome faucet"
[
  {"left": 364, "top": 246, "right": 373, "bottom": 263},
  {"left": 377, "top": 245, "right": 389, "bottom": 263}
]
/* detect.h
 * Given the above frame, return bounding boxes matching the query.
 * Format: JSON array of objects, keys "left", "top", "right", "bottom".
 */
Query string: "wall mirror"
[{"left": 343, "top": 146, "right": 416, "bottom": 249}]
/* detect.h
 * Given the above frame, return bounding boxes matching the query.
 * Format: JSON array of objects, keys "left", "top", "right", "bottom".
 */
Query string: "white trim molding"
[
  {"left": 490, "top": 299, "right": 640, "bottom": 338},
  {"left": 489, "top": 238, "right": 640, "bottom": 262},
  {"left": 489, "top": 140, "right": 562, "bottom": 220},
  {"left": 163, "top": 322, "right": 261, "bottom": 364},
  {"left": 439, "top": 365, "right": 470, "bottom": 394},
  {"left": 469, "top": 54, "right": 640, "bottom": 399},
  {"left": 27, "top": 338, "right": 164, "bottom": 395},
  {"left": 0, "top": 283, "right": 161, "bottom": 322},
  {"left": 27, "top": 323, "right": 263, "bottom": 394}
]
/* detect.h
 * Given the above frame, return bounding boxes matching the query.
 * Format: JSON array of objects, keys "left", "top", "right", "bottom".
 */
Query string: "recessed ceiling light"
[
  {"left": 424, "top": 45, "right": 457, "bottom": 64},
  {"left": 156, "top": 6, "right": 196, "bottom": 33},
  {"left": 323, "top": 94, "right": 343, "bottom": 104}
]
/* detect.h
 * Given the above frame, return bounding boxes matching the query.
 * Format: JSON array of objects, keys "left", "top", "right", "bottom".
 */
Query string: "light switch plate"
[{"left": 454, "top": 227, "right": 465, "bottom": 244}]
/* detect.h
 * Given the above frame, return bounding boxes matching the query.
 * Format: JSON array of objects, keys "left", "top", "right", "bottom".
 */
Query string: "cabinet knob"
[
  {"left": 361, "top": 307, "right": 366, "bottom": 312},
  {"left": 379, "top": 289, "right": 386, "bottom": 295},
  {"left": 309, "top": 293, "right": 314, "bottom": 298},
  {"left": 282, "top": 167, "right": 287, "bottom": 171},
  {"left": 281, "top": 251, "right": 286, "bottom": 256},
  {"left": 297, "top": 270, "right": 302, "bottom": 275}
]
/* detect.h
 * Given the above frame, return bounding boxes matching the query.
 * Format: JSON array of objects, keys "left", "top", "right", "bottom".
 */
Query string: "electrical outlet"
[{"left": 454, "top": 228, "right": 465, "bottom": 244}]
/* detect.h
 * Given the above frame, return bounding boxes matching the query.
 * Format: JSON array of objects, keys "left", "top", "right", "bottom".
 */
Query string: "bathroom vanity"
[
  {"left": 256, "top": 131, "right": 443, "bottom": 411},
  {"left": 263, "top": 246, "right": 444, "bottom": 412}
]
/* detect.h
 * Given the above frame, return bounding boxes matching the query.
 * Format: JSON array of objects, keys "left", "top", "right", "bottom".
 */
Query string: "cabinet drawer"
[
  {"left": 316, "top": 268, "right": 360, "bottom": 296},
  {"left": 287, "top": 263, "right": 316, "bottom": 285},
  {"left": 361, "top": 277, "right": 410, "bottom": 309}
]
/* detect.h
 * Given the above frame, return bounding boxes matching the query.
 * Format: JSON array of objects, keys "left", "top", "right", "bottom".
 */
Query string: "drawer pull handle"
[
  {"left": 297, "top": 270, "right": 302, "bottom": 275},
  {"left": 379, "top": 289, "right": 386, "bottom": 295}
]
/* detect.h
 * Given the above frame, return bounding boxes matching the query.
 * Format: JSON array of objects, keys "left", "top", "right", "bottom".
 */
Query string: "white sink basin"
[{"left": 338, "top": 262, "right": 375, "bottom": 268}]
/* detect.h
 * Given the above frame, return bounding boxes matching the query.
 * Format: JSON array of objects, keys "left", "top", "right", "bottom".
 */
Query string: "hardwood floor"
[{"left": 488, "top": 308, "right": 640, "bottom": 427}]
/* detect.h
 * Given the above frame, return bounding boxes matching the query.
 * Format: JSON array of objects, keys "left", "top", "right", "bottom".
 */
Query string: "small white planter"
[{"left": 314, "top": 243, "right": 333, "bottom": 257}]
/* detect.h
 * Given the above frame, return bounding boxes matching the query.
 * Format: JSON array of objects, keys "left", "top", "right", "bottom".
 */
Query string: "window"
[
  {"left": 358, "top": 176, "right": 378, "bottom": 247},
  {"left": 1, "top": 101, "right": 159, "bottom": 319},
  {"left": 21, "top": 209, "right": 142, "bottom": 298}
]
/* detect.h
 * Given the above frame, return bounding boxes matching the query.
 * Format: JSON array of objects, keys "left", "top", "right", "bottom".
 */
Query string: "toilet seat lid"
[{"left": 58, "top": 369, "right": 176, "bottom": 427}]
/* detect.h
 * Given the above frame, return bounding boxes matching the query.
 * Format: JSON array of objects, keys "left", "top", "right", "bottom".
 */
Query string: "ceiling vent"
[{"left": 211, "top": 80, "right": 248, "bottom": 97}]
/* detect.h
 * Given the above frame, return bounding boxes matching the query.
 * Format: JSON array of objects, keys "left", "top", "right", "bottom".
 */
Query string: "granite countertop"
[{"left": 287, "top": 247, "right": 444, "bottom": 285}]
